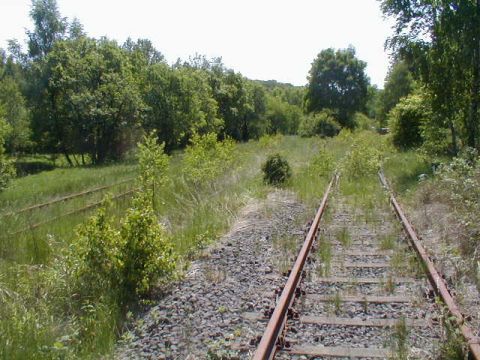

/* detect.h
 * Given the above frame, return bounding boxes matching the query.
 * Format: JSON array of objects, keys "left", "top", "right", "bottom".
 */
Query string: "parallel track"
[{"left": 250, "top": 173, "right": 479, "bottom": 359}]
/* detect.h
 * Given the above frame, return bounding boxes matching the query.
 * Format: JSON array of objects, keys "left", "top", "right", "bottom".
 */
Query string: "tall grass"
[
  {"left": 0, "top": 135, "right": 325, "bottom": 359},
  {"left": 0, "top": 163, "right": 137, "bottom": 214}
]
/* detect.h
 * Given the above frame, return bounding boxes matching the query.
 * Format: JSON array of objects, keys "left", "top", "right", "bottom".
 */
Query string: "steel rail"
[
  {"left": 4, "top": 188, "right": 137, "bottom": 237},
  {"left": 0, "top": 177, "right": 135, "bottom": 219},
  {"left": 253, "top": 174, "right": 336, "bottom": 360},
  {"left": 379, "top": 172, "right": 480, "bottom": 359}
]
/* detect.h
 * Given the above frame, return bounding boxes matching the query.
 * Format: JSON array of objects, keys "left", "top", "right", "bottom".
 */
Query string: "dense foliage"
[
  {"left": 0, "top": 0, "right": 309, "bottom": 172},
  {"left": 298, "top": 110, "right": 341, "bottom": 138},
  {"left": 381, "top": 0, "right": 480, "bottom": 153},
  {"left": 0, "top": 119, "right": 15, "bottom": 190},
  {"left": 389, "top": 93, "right": 430, "bottom": 149},
  {"left": 262, "top": 153, "right": 292, "bottom": 185},
  {"left": 305, "top": 47, "right": 369, "bottom": 128}
]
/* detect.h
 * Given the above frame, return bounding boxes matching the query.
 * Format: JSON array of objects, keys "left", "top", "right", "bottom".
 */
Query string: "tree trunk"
[
  {"left": 449, "top": 119, "right": 458, "bottom": 155},
  {"left": 63, "top": 151, "right": 73, "bottom": 167}
]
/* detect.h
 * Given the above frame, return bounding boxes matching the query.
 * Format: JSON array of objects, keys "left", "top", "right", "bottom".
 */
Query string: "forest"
[{"left": 1, "top": 0, "right": 480, "bottom": 359}]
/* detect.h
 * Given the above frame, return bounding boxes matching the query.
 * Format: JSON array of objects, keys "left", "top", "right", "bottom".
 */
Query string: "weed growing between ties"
[
  {"left": 317, "top": 234, "right": 332, "bottom": 276},
  {"left": 389, "top": 317, "right": 409, "bottom": 360},
  {"left": 436, "top": 299, "right": 468, "bottom": 359},
  {"left": 337, "top": 226, "right": 352, "bottom": 247}
]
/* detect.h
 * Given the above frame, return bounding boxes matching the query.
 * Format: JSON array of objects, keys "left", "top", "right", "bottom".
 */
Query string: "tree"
[
  {"left": 381, "top": 0, "right": 480, "bottom": 150},
  {"left": 0, "top": 77, "right": 31, "bottom": 153},
  {"left": 0, "top": 114, "right": 16, "bottom": 191},
  {"left": 378, "top": 61, "right": 415, "bottom": 125},
  {"left": 388, "top": 93, "right": 429, "bottom": 149},
  {"left": 142, "top": 63, "right": 221, "bottom": 151},
  {"left": 27, "top": 0, "right": 67, "bottom": 59},
  {"left": 265, "top": 94, "right": 301, "bottom": 135},
  {"left": 305, "top": 47, "right": 369, "bottom": 128},
  {"left": 32, "top": 37, "right": 144, "bottom": 164}
]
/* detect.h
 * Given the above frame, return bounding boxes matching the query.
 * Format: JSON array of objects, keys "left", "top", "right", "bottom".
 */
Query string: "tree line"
[{"left": 0, "top": 0, "right": 381, "bottom": 172}]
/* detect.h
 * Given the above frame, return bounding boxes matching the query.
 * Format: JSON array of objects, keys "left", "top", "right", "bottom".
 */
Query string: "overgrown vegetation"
[{"left": 261, "top": 153, "right": 292, "bottom": 186}]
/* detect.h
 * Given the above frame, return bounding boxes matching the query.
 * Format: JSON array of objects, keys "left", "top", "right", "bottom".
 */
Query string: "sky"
[{"left": 0, "top": 0, "right": 394, "bottom": 87}]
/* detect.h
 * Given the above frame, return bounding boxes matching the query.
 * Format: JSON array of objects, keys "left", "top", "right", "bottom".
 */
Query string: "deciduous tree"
[{"left": 305, "top": 47, "right": 369, "bottom": 128}]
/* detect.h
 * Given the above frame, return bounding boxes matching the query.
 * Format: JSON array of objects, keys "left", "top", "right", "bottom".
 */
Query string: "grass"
[
  {"left": 1, "top": 131, "right": 432, "bottom": 359},
  {"left": 389, "top": 317, "right": 409, "bottom": 360},
  {"left": 317, "top": 234, "right": 332, "bottom": 276},
  {"left": 337, "top": 226, "right": 352, "bottom": 247},
  {"left": 383, "top": 150, "right": 434, "bottom": 195},
  {"left": 0, "top": 135, "right": 328, "bottom": 359},
  {"left": 0, "top": 163, "right": 137, "bottom": 214}
]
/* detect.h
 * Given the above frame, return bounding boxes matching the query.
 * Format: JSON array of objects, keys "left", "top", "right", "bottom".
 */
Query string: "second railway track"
[{"left": 245, "top": 173, "right": 477, "bottom": 359}]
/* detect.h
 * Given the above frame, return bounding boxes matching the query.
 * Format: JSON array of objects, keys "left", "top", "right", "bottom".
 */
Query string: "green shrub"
[
  {"left": 298, "top": 110, "right": 340, "bottom": 138},
  {"left": 341, "top": 131, "right": 386, "bottom": 179},
  {"left": 120, "top": 193, "right": 176, "bottom": 299},
  {"left": 388, "top": 94, "right": 429, "bottom": 149},
  {"left": 74, "top": 201, "right": 122, "bottom": 298},
  {"left": 353, "top": 112, "right": 375, "bottom": 130},
  {"left": 262, "top": 153, "right": 292, "bottom": 185},
  {"left": 183, "top": 132, "right": 235, "bottom": 186}
]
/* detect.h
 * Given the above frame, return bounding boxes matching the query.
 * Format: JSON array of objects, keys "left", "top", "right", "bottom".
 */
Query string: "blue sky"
[{"left": 0, "top": 0, "right": 394, "bottom": 87}]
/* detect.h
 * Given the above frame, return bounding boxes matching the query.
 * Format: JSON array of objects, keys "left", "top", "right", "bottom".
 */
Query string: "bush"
[
  {"left": 262, "top": 153, "right": 292, "bottom": 185},
  {"left": 120, "top": 193, "right": 176, "bottom": 299},
  {"left": 353, "top": 112, "right": 375, "bottom": 130},
  {"left": 388, "top": 94, "right": 429, "bottom": 149},
  {"left": 298, "top": 110, "right": 340, "bottom": 138},
  {"left": 183, "top": 132, "right": 235, "bottom": 186},
  {"left": 341, "top": 131, "right": 386, "bottom": 179}
]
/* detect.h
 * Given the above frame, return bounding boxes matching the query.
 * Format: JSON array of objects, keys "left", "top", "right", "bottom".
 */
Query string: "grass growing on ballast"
[{"left": 0, "top": 135, "right": 326, "bottom": 359}]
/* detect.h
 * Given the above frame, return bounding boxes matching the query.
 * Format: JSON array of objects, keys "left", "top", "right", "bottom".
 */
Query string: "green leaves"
[
  {"left": 261, "top": 153, "right": 292, "bottom": 186},
  {"left": 0, "top": 117, "right": 15, "bottom": 191},
  {"left": 305, "top": 47, "right": 369, "bottom": 129},
  {"left": 183, "top": 132, "right": 235, "bottom": 186},
  {"left": 388, "top": 93, "right": 430, "bottom": 150},
  {"left": 137, "top": 131, "right": 169, "bottom": 197}
]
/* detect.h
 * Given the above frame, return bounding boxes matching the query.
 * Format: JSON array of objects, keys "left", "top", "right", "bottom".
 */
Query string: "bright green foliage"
[
  {"left": 73, "top": 202, "right": 122, "bottom": 299},
  {"left": 298, "top": 110, "right": 341, "bottom": 137},
  {"left": 341, "top": 131, "right": 386, "bottom": 179},
  {"left": 265, "top": 94, "right": 301, "bottom": 135},
  {"left": 183, "top": 132, "right": 235, "bottom": 185},
  {"left": 27, "top": 0, "right": 67, "bottom": 59},
  {"left": 137, "top": 131, "right": 169, "bottom": 198},
  {"left": 0, "top": 77, "right": 32, "bottom": 153},
  {"left": 0, "top": 116, "right": 15, "bottom": 191},
  {"left": 305, "top": 47, "right": 369, "bottom": 128},
  {"left": 262, "top": 153, "right": 292, "bottom": 185},
  {"left": 308, "top": 146, "right": 335, "bottom": 177},
  {"left": 389, "top": 93, "right": 429, "bottom": 149},
  {"left": 354, "top": 112, "right": 375, "bottom": 131},
  {"left": 120, "top": 193, "right": 175, "bottom": 298},
  {"left": 142, "top": 64, "right": 222, "bottom": 151}
]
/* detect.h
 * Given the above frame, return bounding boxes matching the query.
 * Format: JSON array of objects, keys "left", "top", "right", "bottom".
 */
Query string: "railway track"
[{"left": 244, "top": 173, "right": 479, "bottom": 359}]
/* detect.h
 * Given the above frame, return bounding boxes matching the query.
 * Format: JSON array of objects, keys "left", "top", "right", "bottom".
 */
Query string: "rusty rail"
[
  {"left": 0, "top": 177, "right": 135, "bottom": 219},
  {"left": 4, "top": 188, "right": 137, "bottom": 238},
  {"left": 379, "top": 172, "right": 480, "bottom": 359},
  {"left": 253, "top": 174, "right": 336, "bottom": 360}
]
